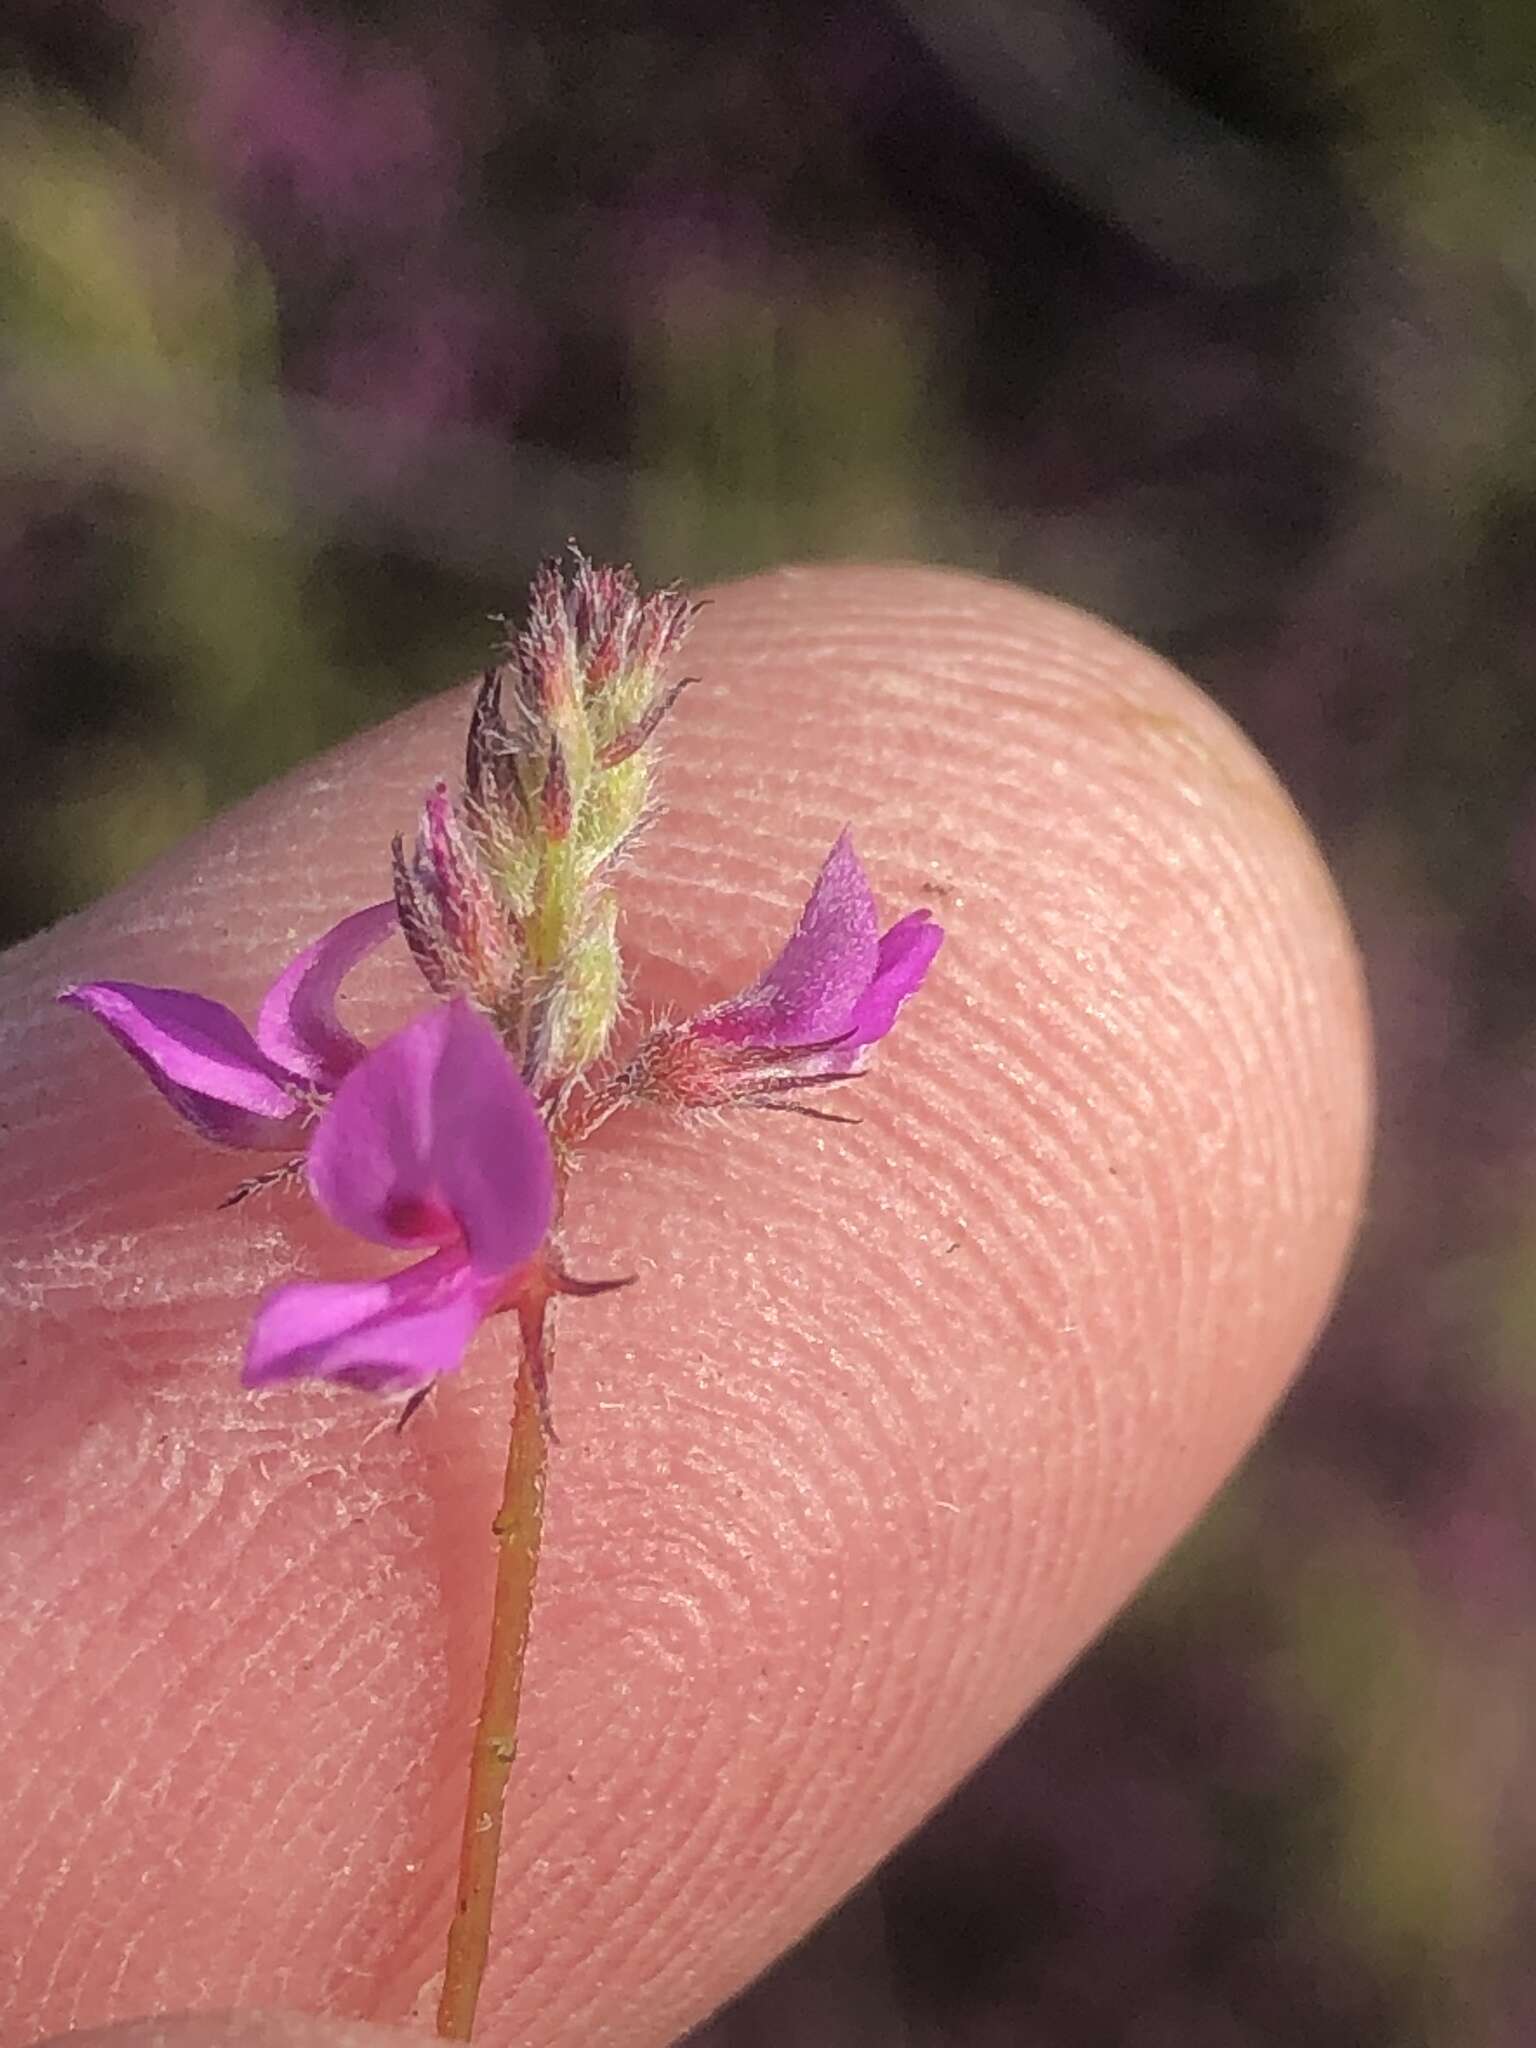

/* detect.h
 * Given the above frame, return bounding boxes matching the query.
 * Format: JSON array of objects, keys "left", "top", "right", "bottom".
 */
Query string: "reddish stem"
[{"left": 434, "top": 1331, "right": 548, "bottom": 2039}]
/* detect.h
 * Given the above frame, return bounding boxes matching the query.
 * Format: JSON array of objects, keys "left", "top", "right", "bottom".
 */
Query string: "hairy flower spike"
[{"left": 401, "top": 550, "right": 696, "bottom": 1096}]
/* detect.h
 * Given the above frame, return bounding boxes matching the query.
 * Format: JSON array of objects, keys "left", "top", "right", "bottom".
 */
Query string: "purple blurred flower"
[
  {"left": 58, "top": 901, "right": 396, "bottom": 1149},
  {"left": 152, "top": 1, "right": 543, "bottom": 476},
  {"left": 244, "top": 1001, "right": 555, "bottom": 1393},
  {"left": 636, "top": 831, "right": 943, "bottom": 1114},
  {"left": 177, "top": 1, "right": 457, "bottom": 245}
]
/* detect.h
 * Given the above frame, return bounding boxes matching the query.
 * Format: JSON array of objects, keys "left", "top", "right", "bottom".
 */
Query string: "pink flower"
[
  {"left": 635, "top": 832, "right": 943, "bottom": 1113},
  {"left": 58, "top": 902, "right": 397, "bottom": 1149},
  {"left": 244, "top": 1002, "right": 556, "bottom": 1394}
]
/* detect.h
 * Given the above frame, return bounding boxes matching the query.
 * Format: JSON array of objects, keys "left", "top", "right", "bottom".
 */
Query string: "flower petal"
[
  {"left": 255, "top": 900, "right": 397, "bottom": 1088},
  {"left": 693, "top": 830, "right": 880, "bottom": 1047},
  {"left": 243, "top": 1248, "right": 494, "bottom": 1393},
  {"left": 58, "top": 981, "right": 300, "bottom": 1147},
  {"left": 844, "top": 909, "right": 945, "bottom": 1056},
  {"left": 306, "top": 1000, "right": 555, "bottom": 1273}
]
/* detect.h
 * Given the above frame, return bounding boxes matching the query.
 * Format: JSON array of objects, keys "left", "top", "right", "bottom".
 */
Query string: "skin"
[{"left": 0, "top": 564, "right": 1372, "bottom": 2048}]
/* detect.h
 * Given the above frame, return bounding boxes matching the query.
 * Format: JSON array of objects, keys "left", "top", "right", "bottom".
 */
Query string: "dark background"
[{"left": 6, "top": 3, "right": 1535, "bottom": 2042}]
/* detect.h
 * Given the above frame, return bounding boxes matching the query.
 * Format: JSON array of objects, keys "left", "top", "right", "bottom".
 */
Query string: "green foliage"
[
  {"left": 632, "top": 280, "right": 954, "bottom": 580},
  {"left": 0, "top": 91, "right": 353, "bottom": 914}
]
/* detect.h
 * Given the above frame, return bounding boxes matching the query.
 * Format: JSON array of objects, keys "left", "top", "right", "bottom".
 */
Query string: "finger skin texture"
[
  {"left": 42, "top": 2019, "right": 415, "bottom": 2048},
  {"left": 0, "top": 566, "right": 1371, "bottom": 2046}
]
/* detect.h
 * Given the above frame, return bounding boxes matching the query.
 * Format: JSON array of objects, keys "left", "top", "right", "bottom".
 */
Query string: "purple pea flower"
[
  {"left": 58, "top": 902, "right": 397, "bottom": 1150},
  {"left": 633, "top": 831, "right": 943, "bottom": 1115},
  {"left": 244, "top": 1001, "right": 556, "bottom": 1396}
]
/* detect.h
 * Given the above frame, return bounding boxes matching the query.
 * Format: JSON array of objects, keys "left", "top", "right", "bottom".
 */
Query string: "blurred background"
[{"left": 3, "top": 1, "right": 1531, "bottom": 2041}]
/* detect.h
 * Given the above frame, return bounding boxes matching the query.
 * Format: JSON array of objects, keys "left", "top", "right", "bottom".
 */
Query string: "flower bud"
[{"left": 393, "top": 783, "right": 521, "bottom": 1011}]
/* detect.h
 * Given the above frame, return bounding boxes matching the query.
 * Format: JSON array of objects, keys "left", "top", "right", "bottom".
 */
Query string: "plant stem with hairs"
[{"left": 435, "top": 1335, "right": 548, "bottom": 2040}]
